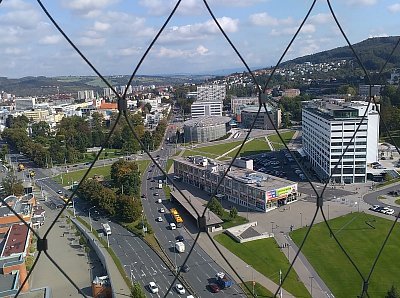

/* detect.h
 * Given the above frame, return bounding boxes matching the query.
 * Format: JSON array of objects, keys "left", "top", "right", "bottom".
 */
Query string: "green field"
[
  {"left": 194, "top": 141, "right": 243, "bottom": 156},
  {"left": 214, "top": 234, "right": 310, "bottom": 297},
  {"left": 268, "top": 131, "right": 295, "bottom": 150},
  {"left": 54, "top": 160, "right": 150, "bottom": 186},
  {"left": 291, "top": 212, "right": 400, "bottom": 298},
  {"left": 166, "top": 159, "right": 174, "bottom": 172},
  {"left": 227, "top": 138, "right": 271, "bottom": 158}
]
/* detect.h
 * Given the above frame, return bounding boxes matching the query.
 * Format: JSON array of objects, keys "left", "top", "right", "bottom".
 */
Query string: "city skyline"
[{"left": 1, "top": 0, "right": 400, "bottom": 78}]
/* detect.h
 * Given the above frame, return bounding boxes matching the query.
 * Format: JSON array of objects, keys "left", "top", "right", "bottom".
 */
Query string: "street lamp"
[
  {"left": 271, "top": 221, "right": 275, "bottom": 234},
  {"left": 246, "top": 265, "right": 255, "bottom": 296},
  {"left": 309, "top": 276, "right": 314, "bottom": 297},
  {"left": 88, "top": 206, "right": 96, "bottom": 232},
  {"left": 300, "top": 212, "right": 303, "bottom": 227},
  {"left": 124, "top": 264, "right": 134, "bottom": 284},
  {"left": 169, "top": 240, "right": 178, "bottom": 274}
]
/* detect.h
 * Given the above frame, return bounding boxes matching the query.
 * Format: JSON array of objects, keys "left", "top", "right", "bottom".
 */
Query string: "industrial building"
[
  {"left": 173, "top": 156, "right": 298, "bottom": 212},
  {"left": 190, "top": 101, "right": 223, "bottom": 118},
  {"left": 240, "top": 106, "right": 282, "bottom": 130},
  {"left": 302, "top": 98, "right": 380, "bottom": 184},
  {"left": 183, "top": 116, "right": 231, "bottom": 143}
]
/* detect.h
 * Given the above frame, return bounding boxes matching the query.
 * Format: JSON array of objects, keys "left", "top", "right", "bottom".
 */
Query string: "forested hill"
[{"left": 281, "top": 36, "right": 400, "bottom": 71}]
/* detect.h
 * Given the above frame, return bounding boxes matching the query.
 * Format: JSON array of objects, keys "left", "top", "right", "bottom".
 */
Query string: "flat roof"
[
  {"left": 184, "top": 116, "right": 231, "bottom": 127},
  {"left": 174, "top": 156, "right": 296, "bottom": 192},
  {"left": 2, "top": 223, "right": 29, "bottom": 257},
  {"left": 0, "top": 272, "right": 18, "bottom": 294},
  {"left": 170, "top": 187, "right": 223, "bottom": 226}
]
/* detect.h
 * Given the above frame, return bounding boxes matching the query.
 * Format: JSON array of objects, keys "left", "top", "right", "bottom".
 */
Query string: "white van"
[
  {"left": 157, "top": 198, "right": 162, "bottom": 204},
  {"left": 170, "top": 222, "right": 176, "bottom": 230}
]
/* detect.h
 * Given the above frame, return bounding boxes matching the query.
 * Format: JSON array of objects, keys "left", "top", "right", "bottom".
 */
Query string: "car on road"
[
  {"left": 159, "top": 208, "right": 165, "bottom": 213},
  {"left": 154, "top": 193, "right": 159, "bottom": 196},
  {"left": 156, "top": 217, "right": 163, "bottom": 222},
  {"left": 369, "top": 205, "right": 380, "bottom": 211},
  {"left": 386, "top": 209, "right": 395, "bottom": 215},
  {"left": 181, "top": 264, "right": 190, "bottom": 273},
  {"left": 381, "top": 207, "right": 395, "bottom": 215},
  {"left": 141, "top": 194, "right": 146, "bottom": 198},
  {"left": 175, "top": 284, "right": 185, "bottom": 294},
  {"left": 208, "top": 283, "right": 220, "bottom": 293},
  {"left": 148, "top": 281, "right": 159, "bottom": 293},
  {"left": 170, "top": 222, "right": 176, "bottom": 230},
  {"left": 57, "top": 190, "right": 63, "bottom": 194},
  {"left": 176, "top": 235, "right": 184, "bottom": 242}
]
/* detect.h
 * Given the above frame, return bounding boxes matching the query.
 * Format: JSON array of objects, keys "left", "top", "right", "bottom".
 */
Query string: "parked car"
[
  {"left": 386, "top": 209, "right": 395, "bottom": 215},
  {"left": 159, "top": 208, "right": 165, "bottom": 213},
  {"left": 175, "top": 284, "right": 185, "bottom": 294},
  {"left": 176, "top": 235, "right": 184, "bottom": 242},
  {"left": 369, "top": 205, "right": 380, "bottom": 211},
  {"left": 148, "top": 281, "right": 159, "bottom": 293},
  {"left": 170, "top": 223, "right": 177, "bottom": 230}
]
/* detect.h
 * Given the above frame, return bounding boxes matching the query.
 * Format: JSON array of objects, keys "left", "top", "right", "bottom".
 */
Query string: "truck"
[
  {"left": 158, "top": 179, "right": 163, "bottom": 189},
  {"left": 102, "top": 223, "right": 111, "bottom": 236},
  {"left": 216, "top": 272, "right": 233, "bottom": 289},
  {"left": 175, "top": 241, "right": 185, "bottom": 253}
]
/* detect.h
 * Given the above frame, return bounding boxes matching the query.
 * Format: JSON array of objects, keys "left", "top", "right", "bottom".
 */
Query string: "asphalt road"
[
  {"left": 363, "top": 184, "right": 400, "bottom": 215},
  {"left": 140, "top": 129, "right": 245, "bottom": 298}
]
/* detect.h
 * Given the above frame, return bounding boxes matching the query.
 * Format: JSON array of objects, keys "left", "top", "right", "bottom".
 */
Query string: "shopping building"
[
  {"left": 183, "top": 116, "right": 231, "bottom": 143},
  {"left": 173, "top": 156, "right": 298, "bottom": 212},
  {"left": 302, "top": 98, "right": 380, "bottom": 184}
]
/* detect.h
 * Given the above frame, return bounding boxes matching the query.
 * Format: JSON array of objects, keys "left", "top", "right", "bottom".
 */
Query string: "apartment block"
[
  {"left": 197, "top": 85, "right": 226, "bottom": 102},
  {"left": 191, "top": 101, "right": 222, "bottom": 118}
]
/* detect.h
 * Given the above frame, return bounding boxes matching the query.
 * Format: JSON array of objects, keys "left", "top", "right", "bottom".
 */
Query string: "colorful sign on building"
[{"left": 266, "top": 184, "right": 297, "bottom": 200}]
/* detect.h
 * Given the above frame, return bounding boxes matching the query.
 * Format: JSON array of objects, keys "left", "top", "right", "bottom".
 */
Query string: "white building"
[
  {"left": 77, "top": 90, "right": 94, "bottom": 101},
  {"left": 191, "top": 101, "right": 222, "bottom": 118},
  {"left": 302, "top": 99, "right": 380, "bottom": 184},
  {"left": 103, "top": 87, "right": 113, "bottom": 98},
  {"left": 231, "top": 97, "right": 258, "bottom": 116},
  {"left": 15, "top": 98, "right": 35, "bottom": 111},
  {"left": 358, "top": 85, "right": 382, "bottom": 98},
  {"left": 197, "top": 85, "right": 226, "bottom": 102}
]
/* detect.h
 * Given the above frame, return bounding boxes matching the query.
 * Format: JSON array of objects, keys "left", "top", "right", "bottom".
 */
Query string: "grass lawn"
[
  {"left": 214, "top": 234, "right": 310, "bottom": 297},
  {"left": 195, "top": 141, "right": 243, "bottom": 156},
  {"left": 377, "top": 177, "right": 400, "bottom": 188},
  {"left": 181, "top": 149, "right": 220, "bottom": 158},
  {"left": 54, "top": 160, "right": 150, "bottom": 186},
  {"left": 220, "top": 210, "right": 248, "bottom": 229},
  {"left": 395, "top": 198, "right": 400, "bottom": 205},
  {"left": 268, "top": 131, "right": 295, "bottom": 150},
  {"left": 166, "top": 159, "right": 174, "bottom": 172},
  {"left": 241, "top": 281, "right": 274, "bottom": 297},
  {"left": 290, "top": 212, "right": 400, "bottom": 298},
  {"left": 227, "top": 138, "right": 271, "bottom": 158}
]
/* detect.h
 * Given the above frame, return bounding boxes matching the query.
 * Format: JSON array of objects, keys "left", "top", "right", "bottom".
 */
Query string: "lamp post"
[
  {"left": 169, "top": 240, "right": 178, "bottom": 274},
  {"left": 300, "top": 212, "right": 303, "bottom": 227},
  {"left": 124, "top": 264, "right": 133, "bottom": 284},
  {"left": 89, "top": 206, "right": 96, "bottom": 232},
  {"left": 246, "top": 265, "right": 255, "bottom": 296},
  {"left": 309, "top": 276, "right": 314, "bottom": 297}
]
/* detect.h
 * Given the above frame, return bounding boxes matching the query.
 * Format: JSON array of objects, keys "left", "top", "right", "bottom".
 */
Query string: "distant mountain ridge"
[{"left": 280, "top": 36, "right": 400, "bottom": 71}]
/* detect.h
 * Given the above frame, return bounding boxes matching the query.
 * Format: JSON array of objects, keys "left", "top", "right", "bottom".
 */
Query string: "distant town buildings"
[
  {"left": 282, "top": 88, "right": 301, "bottom": 98},
  {"left": 77, "top": 90, "right": 94, "bottom": 101},
  {"left": 230, "top": 97, "right": 258, "bottom": 119},
  {"left": 302, "top": 98, "right": 380, "bottom": 184},
  {"left": 240, "top": 106, "right": 282, "bottom": 130},
  {"left": 173, "top": 156, "right": 298, "bottom": 212},
  {"left": 358, "top": 85, "right": 382, "bottom": 98},
  {"left": 15, "top": 98, "right": 35, "bottom": 111},
  {"left": 183, "top": 116, "right": 231, "bottom": 143},
  {"left": 191, "top": 101, "right": 222, "bottom": 118}
]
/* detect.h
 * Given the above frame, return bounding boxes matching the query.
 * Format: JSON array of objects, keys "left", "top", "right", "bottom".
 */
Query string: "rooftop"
[
  {"left": 183, "top": 116, "right": 231, "bottom": 127},
  {"left": 241, "top": 105, "right": 272, "bottom": 113},
  {"left": 2, "top": 223, "right": 30, "bottom": 257},
  {"left": 174, "top": 156, "right": 296, "bottom": 191},
  {"left": 0, "top": 272, "right": 18, "bottom": 295}
]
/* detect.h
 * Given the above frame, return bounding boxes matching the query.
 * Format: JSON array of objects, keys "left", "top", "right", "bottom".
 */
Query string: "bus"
[
  {"left": 102, "top": 223, "right": 112, "bottom": 236},
  {"left": 170, "top": 208, "right": 183, "bottom": 227}
]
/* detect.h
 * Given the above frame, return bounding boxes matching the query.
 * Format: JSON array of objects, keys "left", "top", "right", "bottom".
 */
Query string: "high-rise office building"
[{"left": 197, "top": 85, "right": 226, "bottom": 102}]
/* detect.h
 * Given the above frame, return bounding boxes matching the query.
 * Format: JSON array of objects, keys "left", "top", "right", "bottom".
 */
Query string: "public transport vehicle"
[{"left": 170, "top": 208, "right": 183, "bottom": 227}]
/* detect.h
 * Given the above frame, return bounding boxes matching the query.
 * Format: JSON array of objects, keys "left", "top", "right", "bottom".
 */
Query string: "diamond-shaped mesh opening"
[{"left": 1, "top": 0, "right": 400, "bottom": 297}]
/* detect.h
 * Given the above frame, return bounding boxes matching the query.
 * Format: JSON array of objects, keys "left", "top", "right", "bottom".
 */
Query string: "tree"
[
  {"left": 208, "top": 197, "right": 224, "bottom": 216},
  {"left": 144, "top": 102, "right": 152, "bottom": 114},
  {"left": 117, "top": 195, "right": 142, "bottom": 222},
  {"left": 2, "top": 173, "right": 24, "bottom": 196},
  {"left": 386, "top": 285, "right": 400, "bottom": 298},
  {"left": 229, "top": 207, "right": 238, "bottom": 219},
  {"left": 131, "top": 282, "right": 146, "bottom": 298},
  {"left": 111, "top": 160, "right": 141, "bottom": 196},
  {"left": 0, "top": 144, "right": 9, "bottom": 161},
  {"left": 31, "top": 121, "right": 50, "bottom": 139}
]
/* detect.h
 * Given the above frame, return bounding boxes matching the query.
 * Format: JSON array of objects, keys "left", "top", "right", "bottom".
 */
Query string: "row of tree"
[{"left": 1, "top": 110, "right": 169, "bottom": 167}]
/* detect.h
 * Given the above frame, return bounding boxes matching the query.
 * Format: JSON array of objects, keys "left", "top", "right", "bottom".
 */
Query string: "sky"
[{"left": 0, "top": 0, "right": 399, "bottom": 78}]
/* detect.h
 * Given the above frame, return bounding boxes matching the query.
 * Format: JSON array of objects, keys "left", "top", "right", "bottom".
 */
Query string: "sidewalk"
[{"left": 196, "top": 232, "right": 294, "bottom": 297}]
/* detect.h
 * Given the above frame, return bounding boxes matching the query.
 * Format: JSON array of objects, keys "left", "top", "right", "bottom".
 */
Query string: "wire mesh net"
[{"left": 0, "top": 0, "right": 399, "bottom": 297}]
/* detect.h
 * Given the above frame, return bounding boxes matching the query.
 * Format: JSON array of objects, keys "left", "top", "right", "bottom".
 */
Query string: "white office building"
[
  {"left": 77, "top": 90, "right": 94, "bottom": 101},
  {"left": 302, "top": 99, "right": 380, "bottom": 184},
  {"left": 191, "top": 101, "right": 222, "bottom": 118},
  {"left": 197, "top": 85, "right": 226, "bottom": 102}
]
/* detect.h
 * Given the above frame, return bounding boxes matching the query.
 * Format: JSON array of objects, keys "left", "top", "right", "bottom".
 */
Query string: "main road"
[{"left": 140, "top": 126, "right": 245, "bottom": 297}]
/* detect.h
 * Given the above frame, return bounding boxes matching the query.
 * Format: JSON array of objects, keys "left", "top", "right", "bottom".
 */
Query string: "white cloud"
[
  {"left": 39, "top": 35, "right": 63, "bottom": 45},
  {"left": 249, "top": 12, "right": 293, "bottom": 27},
  {"left": 271, "top": 24, "right": 315, "bottom": 36},
  {"left": 138, "top": 0, "right": 203, "bottom": 16},
  {"left": 0, "top": 9, "right": 41, "bottom": 29},
  {"left": 388, "top": 3, "right": 400, "bottom": 12},
  {"left": 213, "top": 0, "right": 265, "bottom": 7},
  {"left": 116, "top": 46, "right": 142, "bottom": 56},
  {"left": 346, "top": 0, "right": 377, "bottom": 5},
  {"left": 62, "top": 0, "right": 118, "bottom": 17},
  {"left": 93, "top": 21, "right": 111, "bottom": 31},
  {"left": 78, "top": 36, "right": 105, "bottom": 46},
  {"left": 157, "top": 45, "right": 210, "bottom": 58},
  {"left": 2, "top": 0, "right": 32, "bottom": 10},
  {"left": 159, "top": 17, "right": 238, "bottom": 44},
  {"left": 4, "top": 47, "right": 24, "bottom": 55},
  {"left": 310, "top": 13, "right": 332, "bottom": 24},
  {"left": 196, "top": 45, "right": 209, "bottom": 56}
]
